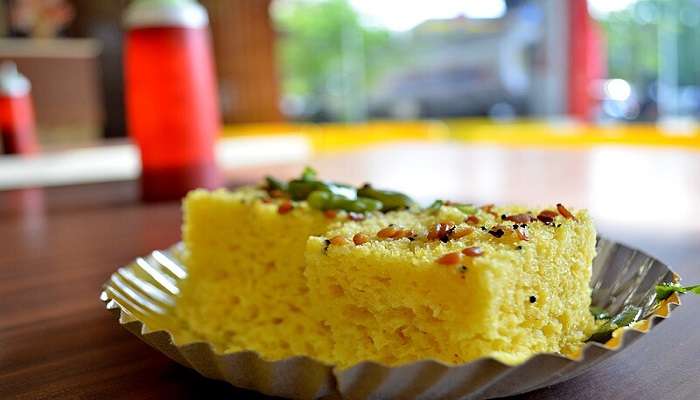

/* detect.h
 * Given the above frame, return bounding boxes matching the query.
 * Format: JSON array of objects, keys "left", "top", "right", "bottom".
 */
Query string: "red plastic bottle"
[
  {"left": 0, "top": 62, "right": 39, "bottom": 156},
  {"left": 124, "top": 0, "right": 221, "bottom": 201}
]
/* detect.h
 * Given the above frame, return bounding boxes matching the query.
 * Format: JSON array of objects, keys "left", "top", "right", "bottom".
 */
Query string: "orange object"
[
  {"left": 567, "top": 0, "right": 605, "bottom": 120},
  {"left": 124, "top": 0, "right": 221, "bottom": 201},
  {"left": 0, "top": 62, "right": 39, "bottom": 156}
]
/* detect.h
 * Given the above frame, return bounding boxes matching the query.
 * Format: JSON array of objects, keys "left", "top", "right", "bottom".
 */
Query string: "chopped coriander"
[
  {"left": 589, "top": 306, "right": 610, "bottom": 320},
  {"left": 610, "top": 305, "right": 642, "bottom": 327},
  {"left": 588, "top": 283, "right": 699, "bottom": 344},
  {"left": 587, "top": 305, "right": 642, "bottom": 343},
  {"left": 655, "top": 282, "right": 700, "bottom": 300}
]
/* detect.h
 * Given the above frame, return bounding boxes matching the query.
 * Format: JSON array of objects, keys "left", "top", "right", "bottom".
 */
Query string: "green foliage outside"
[
  {"left": 597, "top": 0, "right": 700, "bottom": 86},
  {"left": 272, "top": 0, "right": 398, "bottom": 120}
]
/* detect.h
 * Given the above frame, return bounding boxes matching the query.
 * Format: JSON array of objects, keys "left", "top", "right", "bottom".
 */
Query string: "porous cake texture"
[
  {"left": 177, "top": 186, "right": 596, "bottom": 367},
  {"left": 176, "top": 188, "right": 335, "bottom": 360},
  {"left": 305, "top": 206, "right": 596, "bottom": 367}
]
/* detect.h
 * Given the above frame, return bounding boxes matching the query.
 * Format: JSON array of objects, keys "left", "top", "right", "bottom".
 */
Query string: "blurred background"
[
  {"left": 0, "top": 0, "right": 697, "bottom": 147},
  {"left": 0, "top": 0, "right": 699, "bottom": 215},
  {"left": 1, "top": 0, "right": 699, "bottom": 223}
]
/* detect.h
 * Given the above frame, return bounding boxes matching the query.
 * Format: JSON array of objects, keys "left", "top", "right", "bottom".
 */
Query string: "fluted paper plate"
[{"left": 101, "top": 237, "right": 681, "bottom": 399}]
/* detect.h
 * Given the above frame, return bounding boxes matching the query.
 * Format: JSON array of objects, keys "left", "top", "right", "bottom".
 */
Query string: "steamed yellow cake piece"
[
  {"left": 177, "top": 187, "right": 337, "bottom": 360},
  {"left": 305, "top": 205, "right": 596, "bottom": 367},
  {"left": 175, "top": 169, "right": 597, "bottom": 368}
]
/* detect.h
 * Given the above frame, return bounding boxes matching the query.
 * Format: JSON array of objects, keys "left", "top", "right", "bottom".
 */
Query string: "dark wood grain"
[{"left": 1, "top": 144, "right": 699, "bottom": 399}]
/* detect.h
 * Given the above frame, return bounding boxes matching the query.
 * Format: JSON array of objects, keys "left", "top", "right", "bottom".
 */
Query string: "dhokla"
[
  {"left": 305, "top": 205, "right": 596, "bottom": 367},
  {"left": 176, "top": 187, "right": 336, "bottom": 359},
  {"left": 176, "top": 169, "right": 596, "bottom": 367}
]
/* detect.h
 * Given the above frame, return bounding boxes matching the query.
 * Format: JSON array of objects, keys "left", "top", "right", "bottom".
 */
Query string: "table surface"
[{"left": 1, "top": 142, "right": 699, "bottom": 400}]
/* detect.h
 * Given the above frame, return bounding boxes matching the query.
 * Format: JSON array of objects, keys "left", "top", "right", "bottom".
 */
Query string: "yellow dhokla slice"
[
  {"left": 305, "top": 205, "right": 596, "bottom": 367},
  {"left": 177, "top": 188, "right": 337, "bottom": 360}
]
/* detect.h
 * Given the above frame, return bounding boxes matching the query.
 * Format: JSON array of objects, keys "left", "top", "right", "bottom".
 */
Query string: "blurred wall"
[
  {"left": 68, "top": 0, "right": 128, "bottom": 139},
  {"left": 0, "top": 39, "right": 103, "bottom": 145},
  {"left": 201, "top": 0, "right": 282, "bottom": 123}
]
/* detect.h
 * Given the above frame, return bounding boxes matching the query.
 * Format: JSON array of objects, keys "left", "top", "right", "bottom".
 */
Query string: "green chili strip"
[
  {"left": 357, "top": 184, "right": 415, "bottom": 211},
  {"left": 307, "top": 190, "right": 382, "bottom": 212},
  {"left": 264, "top": 176, "right": 287, "bottom": 192},
  {"left": 454, "top": 204, "right": 477, "bottom": 214}
]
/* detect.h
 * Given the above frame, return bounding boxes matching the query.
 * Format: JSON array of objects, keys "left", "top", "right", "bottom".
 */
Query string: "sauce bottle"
[
  {"left": 124, "top": 0, "right": 221, "bottom": 201},
  {"left": 0, "top": 62, "right": 39, "bottom": 156}
]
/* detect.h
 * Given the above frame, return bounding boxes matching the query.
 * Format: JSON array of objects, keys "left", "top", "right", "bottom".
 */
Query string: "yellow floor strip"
[{"left": 221, "top": 119, "right": 700, "bottom": 152}]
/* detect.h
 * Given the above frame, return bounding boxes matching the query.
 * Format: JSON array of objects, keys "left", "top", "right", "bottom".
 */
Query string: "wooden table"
[{"left": 2, "top": 143, "right": 699, "bottom": 399}]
